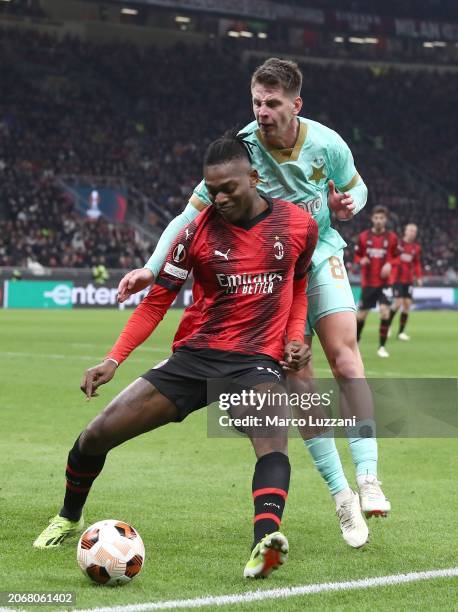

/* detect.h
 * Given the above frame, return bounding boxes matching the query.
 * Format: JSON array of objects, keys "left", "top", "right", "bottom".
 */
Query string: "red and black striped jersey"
[
  {"left": 109, "top": 196, "right": 318, "bottom": 364},
  {"left": 392, "top": 240, "right": 422, "bottom": 284},
  {"left": 354, "top": 229, "right": 398, "bottom": 288}
]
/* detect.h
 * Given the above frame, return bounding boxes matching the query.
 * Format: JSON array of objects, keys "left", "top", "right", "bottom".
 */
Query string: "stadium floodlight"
[
  {"left": 240, "top": 31, "right": 254, "bottom": 38},
  {"left": 349, "top": 37, "right": 365, "bottom": 44},
  {"left": 365, "top": 38, "right": 379, "bottom": 44},
  {"left": 257, "top": 32, "right": 268, "bottom": 39},
  {"left": 228, "top": 30, "right": 240, "bottom": 37},
  {"left": 334, "top": 36, "right": 344, "bottom": 43},
  {"left": 175, "top": 15, "right": 191, "bottom": 23},
  {"left": 121, "top": 7, "right": 138, "bottom": 15}
]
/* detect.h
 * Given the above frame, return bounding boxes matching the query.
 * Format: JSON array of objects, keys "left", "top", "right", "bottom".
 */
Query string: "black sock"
[
  {"left": 60, "top": 436, "right": 107, "bottom": 521},
  {"left": 356, "top": 319, "right": 365, "bottom": 342},
  {"left": 379, "top": 319, "right": 390, "bottom": 347},
  {"left": 252, "top": 452, "right": 290, "bottom": 548},
  {"left": 399, "top": 312, "right": 408, "bottom": 333},
  {"left": 388, "top": 308, "right": 397, "bottom": 325}
]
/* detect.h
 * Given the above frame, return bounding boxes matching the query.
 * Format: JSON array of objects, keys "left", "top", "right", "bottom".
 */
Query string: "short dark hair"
[
  {"left": 251, "top": 58, "right": 302, "bottom": 97},
  {"left": 203, "top": 131, "right": 252, "bottom": 168},
  {"left": 372, "top": 205, "right": 389, "bottom": 216}
]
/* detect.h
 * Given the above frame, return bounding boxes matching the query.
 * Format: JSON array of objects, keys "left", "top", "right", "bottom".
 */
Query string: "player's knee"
[
  {"left": 254, "top": 440, "right": 288, "bottom": 458},
  {"left": 80, "top": 415, "right": 113, "bottom": 455},
  {"left": 330, "top": 345, "right": 362, "bottom": 379}
]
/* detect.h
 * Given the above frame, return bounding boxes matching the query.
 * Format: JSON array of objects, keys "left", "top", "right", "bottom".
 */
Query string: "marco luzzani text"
[{"left": 218, "top": 389, "right": 356, "bottom": 429}]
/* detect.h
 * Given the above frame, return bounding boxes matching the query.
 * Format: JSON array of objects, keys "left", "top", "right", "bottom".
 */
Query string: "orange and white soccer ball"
[{"left": 77, "top": 519, "right": 145, "bottom": 586}]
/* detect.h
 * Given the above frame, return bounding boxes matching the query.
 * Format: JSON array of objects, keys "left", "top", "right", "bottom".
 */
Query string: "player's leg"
[
  {"left": 290, "top": 351, "right": 350, "bottom": 499},
  {"left": 242, "top": 381, "right": 290, "bottom": 578},
  {"left": 398, "top": 294, "right": 412, "bottom": 340},
  {"left": 315, "top": 311, "right": 390, "bottom": 517},
  {"left": 33, "top": 378, "right": 178, "bottom": 548},
  {"left": 378, "top": 300, "right": 391, "bottom": 358},
  {"left": 356, "top": 308, "right": 369, "bottom": 341},
  {"left": 290, "top": 358, "right": 368, "bottom": 547},
  {"left": 302, "top": 255, "right": 370, "bottom": 542},
  {"left": 388, "top": 291, "right": 402, "bottom": 329}
]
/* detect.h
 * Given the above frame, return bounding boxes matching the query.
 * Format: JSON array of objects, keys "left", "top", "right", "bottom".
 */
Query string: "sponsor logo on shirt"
[
  {"left": 367, "top": 247, "right": 387, "bottom": 258},
  {"left": 215, "top": 271, "right": 283, "bottom": 295},
  {"left": 296, "top": 196, "right": 322, "bottom": 216},
  {"left": 214, "top": 249, "right": 231, "bottom": 260},
  {"left": 400, "top": 253, "right": 413, "bottom": 262}
]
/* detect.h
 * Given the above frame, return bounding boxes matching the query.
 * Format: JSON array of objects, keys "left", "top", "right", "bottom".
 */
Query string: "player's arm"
[
  {"left": 388, "top": 239, "right": 401, "bottom": 285},
  {"left": 81, "top": 230, "right": 195, "bottom": 399},
  {"left": 117, "top": 183, "right": 211, "bottom": 302},
  {"left": 354, "top": 232, "right": 369, "bottom": 266},
  {"left": 327, "top": 134, "right": 368, "bottom": 221},
  {"left": 414, "top": 245, "right": 423, "bottom": 285},
  {"left": 381, "top": 233, "right": 398, "bottom": 280},
  {"left": 281, "top": 217, "right": 318, "bottom": 371}
]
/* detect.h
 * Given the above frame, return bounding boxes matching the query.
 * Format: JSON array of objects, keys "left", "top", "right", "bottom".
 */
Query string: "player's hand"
[
  {"left": 280, "top": 341, "right": 311, "bottom": 371},
  {"left": 380, "top": 262, "right": 391, "bottom": 279},
  {"left": 80, "top": 359, "right": 117, "bottom": 400},
  {"left": 359, "top": 256, "right": 370, "bottom": 266},
  {"left": 117, "top": 268, "right": 154, "bottom": 303},
  {"left": 327, "top": 180, "right": 356, "bottom": 221}
]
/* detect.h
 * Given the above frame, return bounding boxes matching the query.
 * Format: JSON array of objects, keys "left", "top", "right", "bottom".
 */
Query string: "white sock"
[{"left": 333, "top": 487, "right": 353, "bottom": 506}]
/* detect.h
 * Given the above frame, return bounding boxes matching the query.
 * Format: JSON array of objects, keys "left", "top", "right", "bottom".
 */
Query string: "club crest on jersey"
[
  {"left": 308, "top": 157, "right": 327, "bottom": 184},
  {"left": 172, "top": 243, "right": 186, "bottom": 263},
  {"left": 273, "top": 236, "right": 284, "bottom": 260}
]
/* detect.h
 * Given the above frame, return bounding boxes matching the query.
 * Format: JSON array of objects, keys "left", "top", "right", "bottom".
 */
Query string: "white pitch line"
[{"left": 76, "top": 568, "right": 458, "bottom": 612}]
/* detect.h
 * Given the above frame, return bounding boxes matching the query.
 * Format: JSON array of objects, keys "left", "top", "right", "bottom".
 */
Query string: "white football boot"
[
  {"left": 358, "top": 475, "right": 391, "bottom": 518},
  {"left": 398, "top": 332, "right": 410, "bottom": 341},
  {"left": 335, "top": 490, "right": 369, "bottom": 548},
  {"left": 377, "top": 346, "right": 389, "bottom": 358}
]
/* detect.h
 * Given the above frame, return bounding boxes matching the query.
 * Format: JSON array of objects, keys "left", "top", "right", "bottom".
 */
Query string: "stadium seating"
[{"left": 0, "top": 28, "right": 456, "bottom": 275}]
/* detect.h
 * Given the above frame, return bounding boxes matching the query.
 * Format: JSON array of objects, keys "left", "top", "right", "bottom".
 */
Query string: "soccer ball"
[{"left": 77, "top": 519, "right": 145, "bottom": 586}]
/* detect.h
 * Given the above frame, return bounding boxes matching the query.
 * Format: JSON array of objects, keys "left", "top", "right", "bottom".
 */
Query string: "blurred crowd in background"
[{"left": 0, "top": 28, "right": 456, "bottom": 277}]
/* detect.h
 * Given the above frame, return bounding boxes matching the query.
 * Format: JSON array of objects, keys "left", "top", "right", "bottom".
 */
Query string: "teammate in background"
[
  {"left": 34, "top": 136, "right": 319, "bottom": 580},
  {"left": 117, "top": 58, "right": 391, "bottom": 547},
  {"left": 388, "top": 223, "right": 422, "bottom": 340},
  {"left": 354, "top": 206, "right": 398, "bottom": 358}
]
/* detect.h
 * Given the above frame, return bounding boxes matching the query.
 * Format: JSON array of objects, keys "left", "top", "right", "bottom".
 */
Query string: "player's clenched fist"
[
  {"left": 280, "top": 341, "right": 311, "bottom": 371},
  {"left": 80, "top": 359, "right": 118, "bottom": 399},
  {"left": 117, "top": 268, "right": 154, "bottom": 303},
  {"left": 327, "top": 179, "right": 356, "bottom": 221}
]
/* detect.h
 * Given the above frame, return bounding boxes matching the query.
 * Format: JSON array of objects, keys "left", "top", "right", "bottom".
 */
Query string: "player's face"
[
  {"left": 204, "top": 159, "right": 259, "bottom": 223},
  {"left": 372, "top": 213, "right": 387, "bottom": 232},
  {"left": 404, "top": 224, "right": 417, "bottom": 242},
  {"left": 251, "top": 82, "right": 302, "bottom": 143}
]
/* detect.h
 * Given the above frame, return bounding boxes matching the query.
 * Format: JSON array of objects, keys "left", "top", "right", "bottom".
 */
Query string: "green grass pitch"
[{"left": 1, "top": 309, "right": 457, "bottom": 611}]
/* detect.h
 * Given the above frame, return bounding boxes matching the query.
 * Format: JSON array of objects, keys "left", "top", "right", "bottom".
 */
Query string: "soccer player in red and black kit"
[
  {"left": 354, "top": 206, "right": 398, "bottom": 358},
  {"left": 34, "top": 135, "right": 318, "bottom": 579},
  {"left": 388, "top": 223, "right": 422, "bottom": 341}
]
